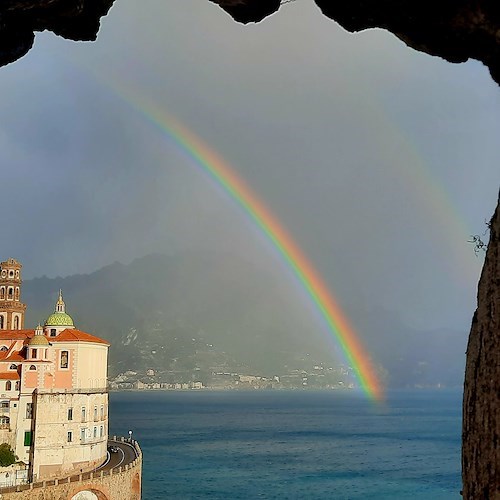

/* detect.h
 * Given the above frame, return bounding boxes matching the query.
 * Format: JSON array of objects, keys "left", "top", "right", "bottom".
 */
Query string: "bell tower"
[{"left": 0, "top": 258, "right": 27, "bottom": 330}]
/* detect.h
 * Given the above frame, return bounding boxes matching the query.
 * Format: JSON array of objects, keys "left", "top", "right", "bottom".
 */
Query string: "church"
[{"left": 0, "top": 258, "right": 109, "bottom": 482}]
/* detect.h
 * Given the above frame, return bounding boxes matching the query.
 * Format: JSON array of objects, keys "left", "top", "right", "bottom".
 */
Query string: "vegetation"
[
  {"left": 0, "top": 443, "right": 17, "bottom": 467},
  {"left": 469, "top": 218, "right": 493, "bottom": 256}
]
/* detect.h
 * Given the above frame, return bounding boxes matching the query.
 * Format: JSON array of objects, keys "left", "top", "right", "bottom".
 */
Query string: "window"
[
  {"left": 8, "top": 271, "right": 13, "bottom": 278},
  {"left": 31, "top": 349, "right": 37, "bottom": 359},
  {"left": 24, "top": 431, "right": 32, "bottom": 447},
  {"left": 29, "top": 365, "right": 36, "bottom": 371},
  {"left": 13, "top": 316, "right": 19, "bottom": 329},
  {"left": 14, "top": 381, "right": 19, "bottom": 391},
  {"left": 0, "top": 346, "right": 7, "bottom": 352},
  {"left": 100, "top": 425, "right": 104, "bottom": 438},
  {"left": 14, "top": 288, "right": 19, "bottom": 300},
  {"left": 26, "top": 403, "right": 33, "bottom": 419},
  {"left": 50, "top": 329, "right": 56, "bottom": 337},
  {"left": 93, "top": 426, "right": 97, "bottom": 438},
  {"left": 68, "top": 408, "right": 73, "bottom": 421},
  {"left": 80, "top": 428, "right": 85, "bottom": 442},
  {"left": 100, "top": 405, "right": 104, "bottom": 420},
  {"left": 5, "top": 381, "right": 11, "bottom": 391},
  {"left": 60, "top": 351, "right": 68, "bottom": 369},
  {"left": 94, "top": 406, "right": 98, "bottom": 420},
  {"left": 0, "top": 316, "right": 3, "bottom": 329},
  {"left": 81, "top": 407, "right": 86, "bottom": 422},
  {"left": 0, "top": 288, "right": 4, "bottom": 300},
  {"left": 7, "top": 288, "right": 13, "bottom": 300},
  {"left": 9, "top": 364, "right": 16, "bottom": 370},
  {"left": 0, "top": 401, "right": 9, "bottom": 409},
  {"left": 67, "top": 431, "right": 72, "bottom": 443}
]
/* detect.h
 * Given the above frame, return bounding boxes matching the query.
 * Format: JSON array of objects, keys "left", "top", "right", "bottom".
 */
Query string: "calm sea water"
[{"left": 109, "top": 390, "right": 462, "bottom": 500}]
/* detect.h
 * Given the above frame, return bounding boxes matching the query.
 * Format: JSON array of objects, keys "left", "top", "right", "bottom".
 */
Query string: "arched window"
[
  {"left": 14, "top": 381, "right": 19, "bottom": 391},
  {"left": 9, "top": 364, "right": 16, "bottom": 370},
  {"left": 8, "top": 271, "right": 13, "bottom": 278},
  {"left": 14, "top": 288, "right": 19, "bottom": 301},
  {"left": 60, "top": 351, "right": 69, "bottom": 369},
  {"left": 6, "top": 381, "right": 11, "bottom": 391},
  {"left": 0, "top": 416, "right": 10, "bottom": 429},
  {"left": 0, "top": 346, "right": 8, "bottom": 352},
  {"left": 13, "top": 316, "right": 19, "bottom": 329},
  {"left": 7, "top": 287, "right": 13, "bottom": 300},
  {"left": 0, "top": 287, "right": 4, "bottom": 300},
  {"left": 0, "top": 316, "right": 3, "bottom": 329},
  {"left": 29, "top": 365, "right": 36, "bottom": 371}
]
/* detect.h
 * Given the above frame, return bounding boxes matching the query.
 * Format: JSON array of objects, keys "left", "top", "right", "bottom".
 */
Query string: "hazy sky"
[{"left": 1, "top": 0, "right": 499, "bottom": 334}]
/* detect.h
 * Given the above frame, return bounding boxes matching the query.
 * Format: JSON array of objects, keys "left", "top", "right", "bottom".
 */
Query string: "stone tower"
[{"left": 0, "top": 258, "right": 26, "bottom": 330}]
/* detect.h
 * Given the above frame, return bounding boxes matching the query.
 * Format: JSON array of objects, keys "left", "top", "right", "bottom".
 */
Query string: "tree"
[{"left": 0, "top": 443, "right": 17, "bottom": 467}]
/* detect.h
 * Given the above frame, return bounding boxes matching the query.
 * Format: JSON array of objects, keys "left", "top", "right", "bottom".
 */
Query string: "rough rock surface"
[
  {"left": 209, "top": 0, "right": 281, "bottom": 24},
  {"left": 0, "top": 0, "right": 115, "bottom": 67},
  {"left": 214, "top": 0, "right": 500, "bottom": 86},
  {"left": 463, "top": 194, "right": 500, "bottom": 500},
  {"left": 2, "top": 0, "right": 500, "bottom": 85}
]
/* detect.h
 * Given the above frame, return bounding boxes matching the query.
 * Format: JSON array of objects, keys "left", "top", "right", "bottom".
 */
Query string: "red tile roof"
[
  {"left": 0, "top": 330, "right": 33, "bottom": 341},
  {"left": 1, "top": 353, "right": 24, "bottom": 362},
  {"left": 50, "top": 329, "right": 109, "bottom": 345},
  {"left": 0, "top": 372, "right": 20, "bottom": 380},
  {"left": 0, "top": 328, "right": 108, "bottom": 346}
]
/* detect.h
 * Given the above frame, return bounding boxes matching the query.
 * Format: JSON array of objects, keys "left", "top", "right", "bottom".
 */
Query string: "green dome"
[{"left": 44, "top": 312, "right": 74, "bottom": 327}]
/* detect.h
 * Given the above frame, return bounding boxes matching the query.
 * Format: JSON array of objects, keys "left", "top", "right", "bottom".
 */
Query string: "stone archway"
[{"left": 70, "top": 489, "right": 108, "bottom": 500}]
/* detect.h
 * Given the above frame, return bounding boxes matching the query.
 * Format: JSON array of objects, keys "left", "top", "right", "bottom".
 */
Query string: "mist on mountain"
[{"left": 22, "top": 253, "right": 466, "bottom": 388}]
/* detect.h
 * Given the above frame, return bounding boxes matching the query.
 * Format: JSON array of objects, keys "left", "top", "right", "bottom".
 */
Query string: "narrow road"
[{"left": 96, "top": 439, "right": 139, "bottom": 472}]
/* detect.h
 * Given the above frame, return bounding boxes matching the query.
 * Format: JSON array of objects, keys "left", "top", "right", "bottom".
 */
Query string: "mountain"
[{"left": 22, "top": 253, "right": 467, "bottom": 388}]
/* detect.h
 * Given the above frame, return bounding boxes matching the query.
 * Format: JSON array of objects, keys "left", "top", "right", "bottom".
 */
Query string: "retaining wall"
[{"left": 0, "top": 438, "right": 142, "bottom": 500}]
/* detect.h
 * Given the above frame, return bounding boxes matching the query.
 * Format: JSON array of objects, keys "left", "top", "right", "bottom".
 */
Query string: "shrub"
[{"left": 0, "top": 443, "right": 17, "bottom": 466}]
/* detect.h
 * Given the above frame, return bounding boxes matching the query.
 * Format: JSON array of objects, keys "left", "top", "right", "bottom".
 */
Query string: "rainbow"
[{"left": 77, "top": 69, "right": 383, "bottom": 400}]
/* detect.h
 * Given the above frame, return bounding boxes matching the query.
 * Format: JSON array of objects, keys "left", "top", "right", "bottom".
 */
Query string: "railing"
[
  {"left": 35, "top": 388, "right": 108, "bottom": 395},
  {"left": 0, "top": 437, "right": 142, "bottom": 494}
]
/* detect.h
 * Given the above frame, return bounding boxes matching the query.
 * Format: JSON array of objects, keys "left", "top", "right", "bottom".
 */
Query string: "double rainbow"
[{"left": 88, "top": 76, "right": 384, "bottom": 400}]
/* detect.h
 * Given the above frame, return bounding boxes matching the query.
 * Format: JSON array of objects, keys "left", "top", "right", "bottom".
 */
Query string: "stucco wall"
[{"left": 31, "top": 391, "right": 109, "bottom": 480}]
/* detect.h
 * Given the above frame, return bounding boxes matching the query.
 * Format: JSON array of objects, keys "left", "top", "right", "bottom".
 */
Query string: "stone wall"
[{"left": 0, "top": 439, "right": 142, "bottom": 500}]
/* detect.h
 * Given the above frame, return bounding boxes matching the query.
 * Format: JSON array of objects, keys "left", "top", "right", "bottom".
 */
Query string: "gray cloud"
[{"left": 1, "top": 0, "right": 498, "bottom": 341}]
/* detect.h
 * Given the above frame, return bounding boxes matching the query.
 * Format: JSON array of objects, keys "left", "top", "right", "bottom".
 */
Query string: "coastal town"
[{"left": 109, "top": 364, "right": 356, "bottom": 391}]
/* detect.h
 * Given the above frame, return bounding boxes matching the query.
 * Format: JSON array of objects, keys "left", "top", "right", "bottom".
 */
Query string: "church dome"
[
  {"left": 44, "top": 290, "right": 74, "bottom": 327},
  {"left": 44, "top": 312, "right": 74, "bottom": 327},
  {"left": 28, "top": 334, "right": 49, "bottom": 346}
]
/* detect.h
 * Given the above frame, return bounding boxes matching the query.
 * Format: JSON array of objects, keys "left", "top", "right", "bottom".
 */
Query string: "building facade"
[{"left": 0, "top": 258, "right": 109, "bottom": 482}]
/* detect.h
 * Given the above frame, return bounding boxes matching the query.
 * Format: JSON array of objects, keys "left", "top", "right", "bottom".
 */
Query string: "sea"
[{"left": 109, "top": 390, "right": 462, "bottom": 500}]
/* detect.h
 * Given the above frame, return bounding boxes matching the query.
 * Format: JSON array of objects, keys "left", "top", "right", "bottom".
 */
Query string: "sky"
[{"left": 1, "top": 0, "right": 499, "bottom": 336}]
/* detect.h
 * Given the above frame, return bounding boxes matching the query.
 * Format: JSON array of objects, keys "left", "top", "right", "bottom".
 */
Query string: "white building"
[{"left": 0, "top": 258, "right": 109, "bottom": 481}]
